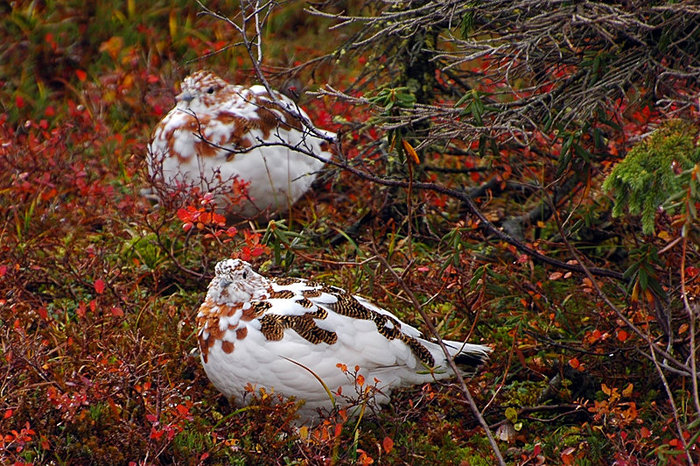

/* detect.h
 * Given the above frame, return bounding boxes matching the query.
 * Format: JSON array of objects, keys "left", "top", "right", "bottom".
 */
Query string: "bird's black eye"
[
  {"left": 242, "top": 271, "right": 248, "bottom": 280},
  {"left": 207, "top": 86, "right": 215, "bottom": 94}
]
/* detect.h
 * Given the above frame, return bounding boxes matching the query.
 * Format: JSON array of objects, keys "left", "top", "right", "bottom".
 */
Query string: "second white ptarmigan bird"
[
  {"left": 197, "top": 259, "right": 491, "bottom": 424},
  {"left": 148, "top": 70, "right": 334, "bottom": 217}
]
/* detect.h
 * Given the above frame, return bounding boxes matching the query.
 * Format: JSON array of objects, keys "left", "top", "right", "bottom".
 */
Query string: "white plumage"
[
  {"left": 197, "top": 259, "right": 491, "bottom": 424},
  {"left": 147, "top": 70, "right": 334, "bottom": 217}
]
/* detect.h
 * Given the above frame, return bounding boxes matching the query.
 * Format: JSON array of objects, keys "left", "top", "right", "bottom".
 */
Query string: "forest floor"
[{"left": 1, "top": 1, "right": 698, "bottom": 464}]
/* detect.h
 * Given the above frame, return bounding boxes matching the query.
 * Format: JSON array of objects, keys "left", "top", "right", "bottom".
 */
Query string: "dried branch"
[
  {"left": 323, "top": 141, "right": 626, "bottom": 280},
  {"left": 548, "top": 181, "right": 692, "bottom": 374},
  {"left": 371, "top": 251, "right": 505, "bottom": 466},
  {"left": 489, "top": 403, "right": 586, "bottom": 429},
  {"left": 197, "top": 0, "right": 337, "bottom": 145},
  {"left": 310, "top": 0, "right": 700, "bottom": 143}
]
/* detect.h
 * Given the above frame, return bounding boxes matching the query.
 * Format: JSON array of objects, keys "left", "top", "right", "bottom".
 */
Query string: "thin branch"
[
  {"left": 650, "top": 339, "right": 694, "bottom": 465},
  {"left": 489, "top": 403, "right": 586, "bottom": 429},
  {"left": 372, "top": 251, "right": 505, "bottom": 466},
  {"left": 197, "top": 1, "right": 337, "bottom": 145},
  {"left": 547, "top": 186, "right": 693, "bottom": 374},
  {"left": 681, "top": 235, "right": 700, "bottom": 415}
]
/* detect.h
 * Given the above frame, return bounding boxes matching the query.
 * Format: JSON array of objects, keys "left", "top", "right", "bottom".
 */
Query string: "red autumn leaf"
[
  {"left": 176, "top": 208, "right": 191, "bottom": 222},
  {"left": 175, "top": 404, "right": 190, "bottom": 417},
  {"left": 75, "top": 69, "right": 87, "bottom": 82},
  {"left": 237, "top": 247, "right": 250, "bottom": 261},
  {"left": 110, "top": 307, "right": 124, "bottom": 317},
  {"left": 76, "top": 302, "right": 87, "bottom": 318},
  {"left": 94, "top": 279, "right": 105, "bottom": 294},
  {"left": 569, "top": 357, "right": 580, "bottom": 369},
  {"left": 212, "top": 212, "right": 226, "bottom": 225},
  {"left": 382, "top": 436, "right": 394, "bottom": 454},
  {"left": 561, "top": 449, "right": 575, "bottom": 465},
  {"left": 617, "top": 329, "right": 629, "bottom": 342},
  {"left": 357, "top": 449, "right": 374, "bottom": 465},
  {"left": 41, "top": 188, "right": 58, "bottom": 201},
  {"left": 0, "top": 265, "right": 7, "bottom": 277}
]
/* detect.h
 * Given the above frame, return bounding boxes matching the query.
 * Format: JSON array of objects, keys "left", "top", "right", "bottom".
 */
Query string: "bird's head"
[
  {"left": 175, "top": 70, "right": 232, "bottom": 112},
  {"left": 206, "top": 259, "right": 268, "bottom": 304}
]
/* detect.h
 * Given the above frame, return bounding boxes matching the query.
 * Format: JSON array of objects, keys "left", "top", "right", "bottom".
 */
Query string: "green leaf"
[
  {"left": 459, "top": 10, "right": 475, "bottom": 39},
  {"left": 505, "top": 407, "right": 518, "bottom": 422}
]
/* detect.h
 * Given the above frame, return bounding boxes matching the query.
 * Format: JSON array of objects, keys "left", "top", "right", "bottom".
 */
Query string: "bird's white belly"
[
  {"left": 200, "top": 328, "right": 392, "bottom": 420},
  {"left": 150, "top": 124, "right": 326, "bottom": 216}
]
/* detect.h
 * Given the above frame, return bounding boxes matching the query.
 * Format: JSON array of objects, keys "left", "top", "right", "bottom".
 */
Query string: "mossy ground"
[{"left": 1, "top": 1, "right": 698, "bottom": 464}]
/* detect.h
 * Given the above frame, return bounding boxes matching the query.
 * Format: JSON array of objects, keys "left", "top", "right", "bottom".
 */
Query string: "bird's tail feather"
[{"left": 442, "top": 340, "right": 492, "bottom": 368}]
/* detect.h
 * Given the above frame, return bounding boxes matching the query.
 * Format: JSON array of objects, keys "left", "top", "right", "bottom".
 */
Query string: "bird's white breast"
[{"left": 148, "top": 77, "right": 333, "bottom": 217}]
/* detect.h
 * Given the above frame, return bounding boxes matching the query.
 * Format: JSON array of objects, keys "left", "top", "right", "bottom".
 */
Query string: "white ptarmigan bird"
[
  {"left": 197, "top": 259, "right": 491, "bottom": 423},
  {"left": 148, "top": 70, "right": 334, "bottom": 217}
]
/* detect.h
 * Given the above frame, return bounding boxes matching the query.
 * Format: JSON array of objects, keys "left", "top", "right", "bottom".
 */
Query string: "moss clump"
[{"left": 602, "top": 120, "right": 700, "bottom": 233}]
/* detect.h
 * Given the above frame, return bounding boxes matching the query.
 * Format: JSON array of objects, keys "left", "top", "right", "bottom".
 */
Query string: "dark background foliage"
[{"left": 1, "top": 1, "right": 699, "bottom": 464}]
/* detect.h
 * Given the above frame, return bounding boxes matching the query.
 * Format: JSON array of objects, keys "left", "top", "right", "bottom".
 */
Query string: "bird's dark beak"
[{"left": 176, "top": 92, "right": 194, "bottom": 105}]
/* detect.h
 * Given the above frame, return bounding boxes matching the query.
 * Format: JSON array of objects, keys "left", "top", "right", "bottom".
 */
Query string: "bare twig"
[
  {"left": 649, "top": 339, "right": 694, "bottom": 464},
  {"left": 547, "top": 185, "right": 691, "bottom": 374},
  {"left": 196, "top": 1, "right": 337, "bottom": 145},
  {"left": 309, "top": 0, "right": 700, "bottom": 137},
  {"left": 216, "top": 128, "right": 627, "bottom": 280},
  {"left": 488, "top": 403, "right": 586, "bottom": 429},
  {"left": 371, "top": 251, "right": 505, "bottom": 466},
  {"left": 681, "top": 235, "right": 700, "bottom": 416}
]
